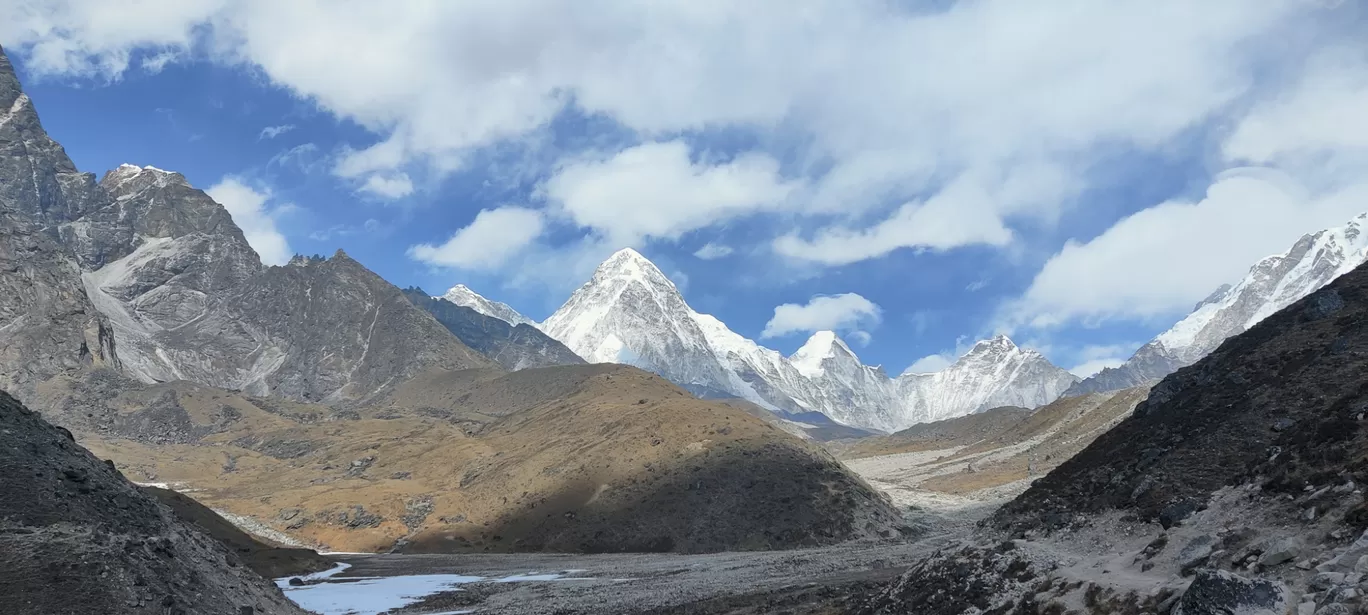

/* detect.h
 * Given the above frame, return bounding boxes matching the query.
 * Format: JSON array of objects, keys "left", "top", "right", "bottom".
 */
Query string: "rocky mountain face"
[
  {"left": 858, "top": 263, "right": 1368, "bottom": 615},
  {"left": 0, "top": 44, "right": 495, "bottom": 404},
  {"left": 1068, "top": 212, "right": 1368, "bottom": 396},
  {"left": 440, "top": 283, "right": 537, "bottom": 327},
  {"left": 0, "top": 46, "right": 118, "bottom": 398},
  {"left": 0, "top": 389, "right": 308, "bottom": 615},
  {"left": 403, "top": 287, "right": 584, "bottom": 371},
  {"left": 542, "top": 249, "right": 1077, "bottom": 432}
]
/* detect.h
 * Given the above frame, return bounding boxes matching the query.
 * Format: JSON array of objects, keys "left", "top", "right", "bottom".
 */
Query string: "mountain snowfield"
[
  {"left": 1068, "top": 211, "right": 1368, "bottom": 396},
  {"left": 440, "top": 284, "right": 537, "bottom": 328},
  {"left": 460, "top": 248, "right": 1077, "bottom": 432}
]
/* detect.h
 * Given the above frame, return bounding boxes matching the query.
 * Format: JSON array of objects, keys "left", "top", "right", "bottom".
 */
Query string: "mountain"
[
  {"left": 440, "top": 283, "right": 537, "bottom": 327},
  {"left": 543, "top": 248, "right": 1077, "bottom": 432},
  {"left": 0, "top": 45, "right": 118, "bottom": 398},
  {"left": 403, "top": 287, "right": 585, "bottom": 370},
  {"left": 1068, "top": 211, "right": 1368, "bottom": 396},
  {"left": 859, "top": 253, "right": 1368, "bottom": 615},
  {"left": 0, "top": 43, "right": 497, "bottom": 404},
  {"left": 0, "top": 389, "right": 309, "bottom": 615},
  {"left": 895, "top": 336, "right": 1080, "bottom": 427}
]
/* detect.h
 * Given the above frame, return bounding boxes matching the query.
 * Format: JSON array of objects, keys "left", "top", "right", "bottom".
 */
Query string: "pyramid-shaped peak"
[
  {"left": 601, "top": 247, "right": 657, "bottom": 268},
  {"left": 593, "top": 247, "right": 672, "bottom": 285},
  {"left": 791, "top": 330, "right": 860, "bottom": 377},
  {"left": 961, "top": 334, "right": 1022, "bottom": 360}
]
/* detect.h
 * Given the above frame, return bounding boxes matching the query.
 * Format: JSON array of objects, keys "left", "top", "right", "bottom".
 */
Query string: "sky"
[{"left": 2, "top": 0, "right": 1366, "bottom": 378}]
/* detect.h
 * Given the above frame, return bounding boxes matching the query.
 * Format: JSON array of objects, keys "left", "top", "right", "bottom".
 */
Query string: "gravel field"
[{"left": 293, "top": 534, "right": 954, "bottom": 614}]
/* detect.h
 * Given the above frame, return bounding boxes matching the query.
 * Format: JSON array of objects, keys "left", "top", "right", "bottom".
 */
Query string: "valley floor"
[
  {"left": 276, "top": 447, "right": 1022, "bottom": 614},
  {"left": 285, "top": 537, "right": 953, "bottom": 615}
]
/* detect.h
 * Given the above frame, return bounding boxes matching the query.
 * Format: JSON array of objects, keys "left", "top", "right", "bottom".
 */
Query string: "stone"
[
  {"left": 1179, "top": 535, "right": 1218, "bottom": 574},
  {"left": 1160, "top": 499, "right": 1202, "bottom": 529},
  {"left": 1356, "top": 555, "right": 1368, "bottom": 574},
  {"left": 287, "top": 577, "right": 304, "bottom": 587},
  {"left": 1311, "top": 572, "right": 1345, "bottom": 591},
  {"left": 1314, "top": 605, "right": 1350, "bottom": 615},
  {"left": 1272, "top": 418, "right": 1297, "bottom": 432},
  {"left": 1173, "top": 569, "right": 1287, "bottom": 615},
  {"left": 1257, "top": 537, "right": 1303, "bottom": 567}
]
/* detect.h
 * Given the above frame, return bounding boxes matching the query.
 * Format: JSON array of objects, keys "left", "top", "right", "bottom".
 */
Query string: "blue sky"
[{"left": 4, "top": 0, "right": 1366, "bottom": 377}]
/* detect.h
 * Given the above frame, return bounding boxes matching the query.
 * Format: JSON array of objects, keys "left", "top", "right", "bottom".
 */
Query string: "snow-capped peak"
[
  {"left": 790, "top": 331, "right": 857, "bottom": 378},
  {"left": 592, "top": 247, "right": 675, "bottom": 287},
  {"left": 1069, "top": 210, "right": 1368, "bottom": 397},
  {"left": 540, "top": 248, "right": 1077, "bottom": 432},
  {"left": 104, "top": 164, "right": 185, "bottom": 193},
  {"left": 439, "top": 283, "right": 535, "bottom": 328}
]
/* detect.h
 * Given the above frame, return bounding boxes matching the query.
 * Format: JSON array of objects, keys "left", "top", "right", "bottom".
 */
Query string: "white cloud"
[
  {"left": 761, "top": 293, "right": 881, "bottom": 339},
  {"left": 1065, "top": 343, "right": 1141, "bottom": 378},
  {"left": 204, "top": 176, "right": 293, "bottom": 266},
  {"left": 359, "top": 173, "right": 414, "bottom": 200},
  {"left": 1008, "top": 49, "right": 1368, "bottom": 330},
  {"left": 693, "top": 242, "right": 733, "bottom": 260},
  {"left": 904, "top": 353, "right": 954, "bottom": 374},
  {"left": 408, "top": 206, "right": 544, "bottom": 270},
  {"left": 258, "top": 124, "right": 295, "bottom": 140},
  {"left": 847, "top": 330, "right": 872, "bottom": 347},
  {"left": 544, "top": 140, "right": 799, "bottom": 244},
  {"left": 0, "top": 0, "right": 1333, "bottom": 265}
]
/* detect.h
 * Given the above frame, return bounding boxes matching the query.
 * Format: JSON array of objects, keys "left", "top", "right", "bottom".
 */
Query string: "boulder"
[
  {"left": 1173, "top": 569, "right": 1287, "bottom": 615},
  {"left": 1257, "top": 537, "right": 1303, "bottom": 567}
]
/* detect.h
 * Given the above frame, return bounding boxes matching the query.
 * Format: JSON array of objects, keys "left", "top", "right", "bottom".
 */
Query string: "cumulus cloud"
[
  {"left": 204, "top": 176, "right": 293, "bottom": 266},
  {"left": 408, "top": 206, "right": 544, "bottom": 270},
  {"left": 1066, "top": 343, "right": 1142, "bottom": 378},
  {"left": 359, "top": 173, "right": 415, "bottom": 200},
  {"left": 904, "top": 353, "right": 954, "bottom": 374},
  {"left": 761, "top": 293, "right": 882, "bottom": 339},
  {"left": 258, "top": 124, "right": 295, "bottom": 140},
  {"left": 0, "top": 0, "right": 1335, "bottom": 267},
  {"left": 1008, "top": 49, "right": 1368, "bottom": 330},
  {"left": 693, "top": 242, "right": 733, "bottom": 260},
  {"left": 543, "top": 141, "right": 799, "bottom": 244}
]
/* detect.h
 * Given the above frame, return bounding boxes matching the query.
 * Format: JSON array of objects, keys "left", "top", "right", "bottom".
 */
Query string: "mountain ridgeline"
[
  {"left": 1068, "top": 212, "right": 1368, "bottom": 396},
  {"left": 527, "top": 248, "right": 1080, "bottom": 433},
  {"left": 402, "top": 288, "right": 584, "bottom": 371}
]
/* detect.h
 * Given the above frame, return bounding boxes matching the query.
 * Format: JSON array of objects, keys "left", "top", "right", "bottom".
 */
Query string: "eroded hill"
[{"left": 37, "top": 364, "right": 905, "bottom": 555}]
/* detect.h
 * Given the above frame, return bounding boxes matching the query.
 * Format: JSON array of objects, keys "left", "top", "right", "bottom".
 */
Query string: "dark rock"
[
  {"left": 0, "top": 385, "right": 308, "bottom": 614},
  {"left": 1271, "top": 418, "right": 1296, "bottom": 432},
  {"left": 1160, "top": 499, "right": 1201, "bottom": 529},
  {"left": 1173, "top": 569, "right": 1287, "bottom": 615},
  {"left": 287, "top": 577, "right": 304, "bottom": 587}
]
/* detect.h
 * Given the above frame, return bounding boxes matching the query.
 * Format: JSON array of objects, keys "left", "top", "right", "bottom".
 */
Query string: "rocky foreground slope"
[
  {"left": 0, "top": 390, "right": 306, "bottom": 615},
  {"left": 855, "top": 258, "right": 1368, "bottom": 614}
]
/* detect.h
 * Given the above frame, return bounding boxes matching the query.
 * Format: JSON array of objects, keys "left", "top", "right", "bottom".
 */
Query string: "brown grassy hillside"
[{"left": 37, "top": 364, "right": 904, "bottom": 554}]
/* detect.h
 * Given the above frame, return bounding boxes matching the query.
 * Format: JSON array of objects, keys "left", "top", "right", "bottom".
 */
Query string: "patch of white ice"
[{"left": 275, "top": 568, "right": 596, "bottom": 615}]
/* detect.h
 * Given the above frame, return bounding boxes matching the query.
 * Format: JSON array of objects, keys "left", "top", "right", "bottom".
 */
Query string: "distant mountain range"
[{"left": 454, "top": 248, "right": 1078, "bottom": 433}]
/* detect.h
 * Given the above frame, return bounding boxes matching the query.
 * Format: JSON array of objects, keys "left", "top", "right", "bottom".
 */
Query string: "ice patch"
[{"left": 276, "top": 568, "right": 597, "bottom": 615}]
